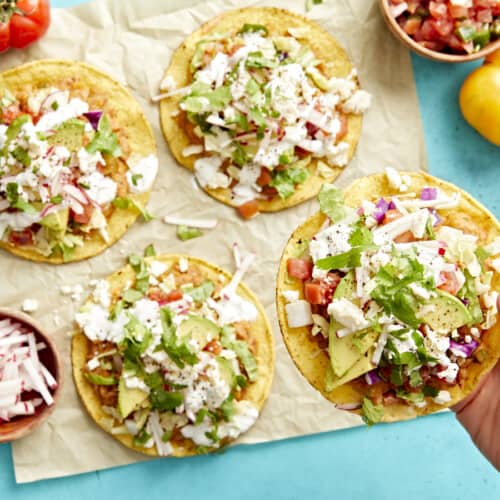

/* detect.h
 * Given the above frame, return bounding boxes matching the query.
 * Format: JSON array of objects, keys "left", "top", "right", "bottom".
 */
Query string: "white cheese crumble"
[
  {"left": 21, "top": 298, "right": 39, "bottom": 313},
  {"left": 285, "top": 300, "right": 313, "bottom": 328}
]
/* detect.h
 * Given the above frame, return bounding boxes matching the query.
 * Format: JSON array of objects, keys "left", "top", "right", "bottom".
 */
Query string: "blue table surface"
[{"left": 1, "top": 1, "right": 499, "bottom": 498}]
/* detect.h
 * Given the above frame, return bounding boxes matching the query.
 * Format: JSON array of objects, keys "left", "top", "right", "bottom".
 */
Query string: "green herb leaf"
[
  {"left": 144, "top": 244, "right": 156, "bottom": 257},
  {"left": 361, "top": 397, "right": 383, "bottom": 426},
  {"left": 128, "top": 254, "right": 149, "bottom": 294},
  {"left": 133, "top": 428, "right": 152, "bottom": 447},
  {"left": 177, "top": 225, "right": 203, "bottom": 241},
  {"left": 85, "top": 114, "right": 121, "bottom": 156}
]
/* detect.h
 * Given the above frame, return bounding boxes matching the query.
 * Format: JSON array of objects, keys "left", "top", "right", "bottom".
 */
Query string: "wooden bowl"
[
  {"left": 0, "top": 308, "right": 63, "bottom": 443},
  {"left": 379, "top": 0, "right": 500, "bottom": 63}
]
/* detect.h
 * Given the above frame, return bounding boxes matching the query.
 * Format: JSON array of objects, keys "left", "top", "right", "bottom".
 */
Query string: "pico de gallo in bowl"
[{"left": 381, "top": 0, "right": 500, "bottom": 61}]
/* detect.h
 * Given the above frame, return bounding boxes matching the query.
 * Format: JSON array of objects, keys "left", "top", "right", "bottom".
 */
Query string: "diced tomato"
[
  {"left": 1, "top": 104, "right": 23, "bottom": 125},
  {"left": 287, "top": 258, "right": 313, "bottom": 280},
  {"left": 382, "top": 209, "right": 403, "bottom": 225},
  {"left": 257, "top": 167, "right": 272, "bottom": 187},
  {"left": 476, "top": 0, "right": 496, "bottom": 8},
  {"left": 8, "top": 228, "right": 33, "bottom": 246},
  {"left": 260, "top": 185, "right": 278, "bottom": 199},
  {"left": 306, "top": 122, "right": 320, "bottom": 138},
  {"left": 148, "top": 289, "right": 183, "bottom": 304},
  {"left": 294, "top": 146, "right": 310, "bottom": 159},
  {"left": 438, "top": 271, "right": 461, "bottom": 296},
  {"left": 203, "top": 339, "right": 222, "bottom": 354},
  {"left": 431, "top": 18, "right": 454, "bottom": 37},
  {"left": 336, "top": 114, "right": 348, "bottom": 141},
  {"left": 445, "top": 33, "right": 465, "bottom": 52},
  {"left": 237, "top": 200, "right": 260, "bottom": 219},
  {"left": 449, "top": 5, "right": 468, "bottom": 18},
  {"left": 415, "top": 19, "right": 440, "bottom": 41},
  {"left": 394, "top": 231, "right": 416, "bottom": 243},
  {"left": 383, "top": 391, "right": 401, "bottom": 405},
  {"left": 304, "top": 273, "right": 342, "bottom": 305},
  {"left": 404, "top": 16, "right": 423, "bottom": 35},
  {"left": 477, "top": 8, "right": 493, "bottom": 23},
  {"left": 304, "top": 282, "right": 324, "bottom": 305},
  {"left": 429, "top": 1, "right": 448, "bottom": 19},
  {"left": 71, "top": 202, "right": 94, "bottom": 225}
]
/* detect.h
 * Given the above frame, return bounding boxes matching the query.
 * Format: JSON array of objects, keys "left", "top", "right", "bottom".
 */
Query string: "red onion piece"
[
  {"left": 364, "top": 370, "right": 381, "bottom": 386},
  {"left": 373, "top": 198, "right": 389, "bottom": 223},
  {"left": 449, "top": 339, "right": 478, "bottom": 358},
  {"left": 83, "top": 111, "right": 103, "bottom": 131},
  {"left": 420, "top": 187, "right": 438, "bottom": 201}
]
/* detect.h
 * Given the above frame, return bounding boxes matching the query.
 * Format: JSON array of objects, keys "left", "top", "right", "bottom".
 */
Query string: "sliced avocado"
[
  {"left": 328, "top": 271, "right": 378, "bottom": 377},
  {"left": 329, "top": 321, "right": 379, "bottom": 377},
  {"left": 118, "top": 377, "right": 149, "bottom": 419},
  {"left": 216, "top": 357, "right": 236, "bottom": 388},
  {"left": 47, "top": 118, "right": 85, "bottom": 152},
  {"left": 178, "top": 316, "right": 220, "bottom": 349},
  {"left": 325, "top": 352, "right": 374, "bottom": 392},
  {"left": 334, "top": 271, "right": 356, "bottom": 301},
  {"left": 40, "top": 208, "right": 69, "bottom": 239},
  {"left": 84, "top": 372, "right": 117, "bottom": 386},
  {"left": 133, "top": 408, "right": 150, "bottom": 430},
  {"left": 419, "top": 290, "right": 472, "bottom": 332}
]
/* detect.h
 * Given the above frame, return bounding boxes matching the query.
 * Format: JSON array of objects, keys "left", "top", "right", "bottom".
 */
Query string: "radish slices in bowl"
[{"left": 0, "top": 309, "right": 62, "bottom": 443}]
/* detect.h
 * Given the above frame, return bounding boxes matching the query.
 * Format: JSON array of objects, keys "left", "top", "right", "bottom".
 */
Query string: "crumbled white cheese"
[
  {"left": 285, "top": 300, "right": 313, "bottom": 328},
  {"left": 178, "top": 258, "right": 189, "bottom": 273},
  {"left": 282, "top": 290, "right": 299, "bottom": 303},
  {"left": 433, "top": 390, "right": 452, "bottom": 405},
  {"left": 327, "top": 299, "right": 369, "bottom": 336},
  {"left": 22, "top": 299, "right": 39, "bottom": 313}
]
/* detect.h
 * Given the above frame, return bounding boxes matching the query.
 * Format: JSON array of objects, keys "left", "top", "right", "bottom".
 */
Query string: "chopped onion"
[
  {"left": 373, "top": 198, "right": 389, "bottom": 223},
  {"left": 41, "top": 90, "right": 69, "bottom": 114},
  {"left": 449, "top": 339, "right": 478, "bottom": 358},
  {"left": 0, "top": 318, "right": 56, "bottom": 421},
  {"left": 388, "top": 200, "right": 396, "bottom": 210},
  {"left": 420, "top": 187, "right": 438, "bottom": 201},
  {"left": 364, "top": 370, "right": 381, "bottom": 386},
  {"left": 63, "top": 184, "right": 88, "bottom": 205},
  {"left": 83, "top": 111, "right": 103, "bottom": 130}
]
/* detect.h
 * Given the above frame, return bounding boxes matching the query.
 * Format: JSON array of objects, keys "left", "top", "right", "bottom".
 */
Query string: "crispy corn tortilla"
[
  {"left": 72, "top": 254, "right": 275, "bottom": 456},
  {"left": 276, "top": 172, "right": 500, "bottom": 422},
  {"left": 159, "top": 7, "right": 363, "bottom": 212},
  {"left": 0, "top": 60, "right": 156, "bottom": 263}
]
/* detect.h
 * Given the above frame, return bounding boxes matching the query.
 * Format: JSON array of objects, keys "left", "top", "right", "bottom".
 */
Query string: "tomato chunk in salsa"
[{"left": 389, "top": 0, "right": 500, "bottom": 54}]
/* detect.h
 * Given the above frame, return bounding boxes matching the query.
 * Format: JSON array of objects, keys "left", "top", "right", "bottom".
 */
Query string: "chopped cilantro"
[
  {"left": 161, "top": 430, "right": 173, "bottom": 443},
  {"left": 133, "top": 428, "right": 152, "bottom": 447},
  {"left": 131, "top": 174, "right": 143, "bottom": 186},
  {"left": 128, "top": 254, "right": 149, "bottom": 294},
  {"left": 177, "top": 225, "right": 203, "bottom": 241},
  {"left": 143, "top": 244, "right": 156, "bottom": 257},
  {"left": 85, "top": 114, "right": 121, "bottom": 156}
]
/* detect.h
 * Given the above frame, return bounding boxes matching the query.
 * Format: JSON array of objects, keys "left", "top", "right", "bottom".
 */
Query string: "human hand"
[{"left": 453, "top": 356, "right": 500, "bottom": 471}]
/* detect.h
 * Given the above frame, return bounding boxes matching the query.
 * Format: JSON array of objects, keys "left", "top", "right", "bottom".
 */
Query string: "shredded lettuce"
[
  {"left": 270, "top": 166, "right": 309, "bottom": 199},
  {"left": 221, "top": 326, "right": 258, "bottom": 382},
  {"left": 185, "top": 280, "right": 215, "bottom": 304}
]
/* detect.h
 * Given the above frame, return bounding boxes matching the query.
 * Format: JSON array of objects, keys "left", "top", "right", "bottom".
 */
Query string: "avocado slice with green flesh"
[
  {"left": 326, "top": 351, "right": 374, "bottom": 392},
  {"left": 419, "top": 289, "right": 472, "bottom": 332},
  {"left": 178, "top": 316, "right": 220, "bottom": 349},
  {"left": 118, "top": 377, "right": 149, "bottom": 419},
  {"left": 328, "top": 271, "right": 379, "bottom": 377},
  {"left": 216, "top": 356, "right": 236, "bottom": 388},
  {"left": 47, "top": 118, "right": 85, "bottom": 152}
]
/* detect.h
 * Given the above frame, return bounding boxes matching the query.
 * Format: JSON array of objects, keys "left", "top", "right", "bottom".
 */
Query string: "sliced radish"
[
  {"left": 163, "top": 215, "right": 218, "bottom": 229},
  {"left": 41, "top": 90, "right": 70, "bottom": 113},
  {"left": 63, "top": 184, "right": 88, "bottom": 204}
]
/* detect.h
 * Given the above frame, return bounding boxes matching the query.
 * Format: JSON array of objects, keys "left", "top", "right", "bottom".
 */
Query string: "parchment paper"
[{"left": 0, "top": 0, "right": 427, "bottom": 483}]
